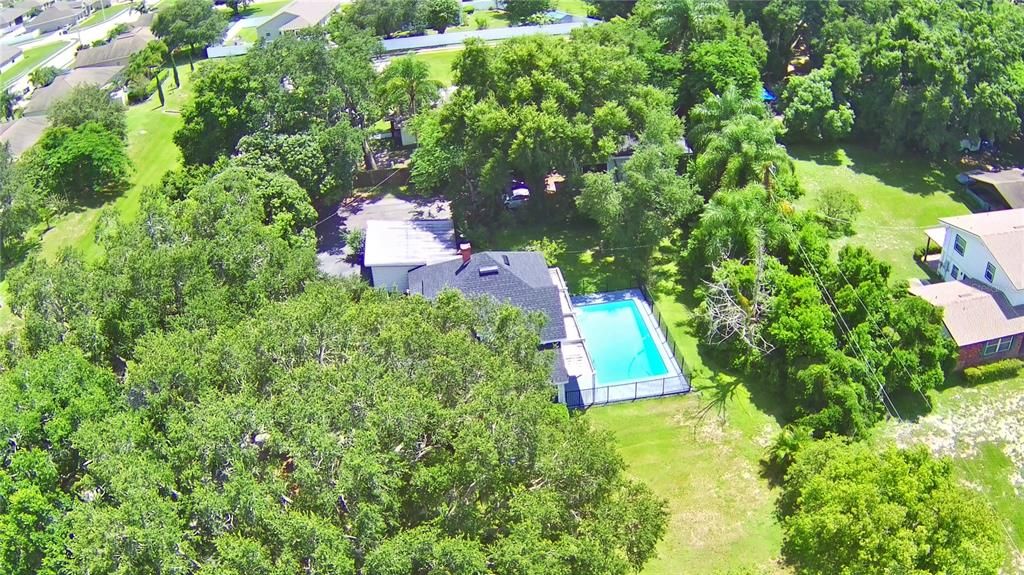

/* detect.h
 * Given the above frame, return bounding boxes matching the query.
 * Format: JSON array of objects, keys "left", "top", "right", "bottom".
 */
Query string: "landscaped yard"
[
  {"left": 791, "top": 144, "right": 972, "bottom": 282},
  {"left": 74, "top": 4, "right": 130, "bottom": 29},
  {"left": 411, "top": 47, "right": 463, "bottom": 86},
  {"left": 554, "top": 0, "right": 591, "bottom": 15},
  {"left": 0, "top": 41, "right": 70, "bottom": 88},
  {"left": 483, "top": 217, "right": 788, "bottom": 574},
  {"left": 39, "top": 64, "right": 194, "bottom": 261}
]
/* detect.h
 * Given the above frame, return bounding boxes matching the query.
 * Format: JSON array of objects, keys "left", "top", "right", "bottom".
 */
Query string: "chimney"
[{"left": 460, "top": 242, "right": 472, "bottom": 264}]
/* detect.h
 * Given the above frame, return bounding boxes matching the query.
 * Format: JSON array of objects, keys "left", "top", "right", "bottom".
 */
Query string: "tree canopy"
[{"left": 779, "top": 438, "right": 1007, "bottom": 574}]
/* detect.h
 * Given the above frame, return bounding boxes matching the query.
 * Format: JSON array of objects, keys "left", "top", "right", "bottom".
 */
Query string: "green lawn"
[
  {"left": 451, "top": 10, "right": 510, "bottom": 31},
  {"left": 236, "top": 27, "right": 258, "bottom": 43},
  {"left": 232, "top": 0, "right": 289, "bottom": 18},
  {"left": 74, "top": 4, "right": 130, "bottom": 29},
  {"left": 882, "top": 375, "right": 1024, "bottom": 565},
  {"left": 410, "top": 48, "right": 463, "bottom": 86},
  {"left": 791, "top": 145, "right": 972, "bottom": 282},
  {"left": 0, "top": 42, "right": 70, "bottom": 88},
  {"left": 554, "top": 0, "right": 591, "bottom": 15},
  {"left": 39, "top": 65, "right": 194, "bottom": 261}
]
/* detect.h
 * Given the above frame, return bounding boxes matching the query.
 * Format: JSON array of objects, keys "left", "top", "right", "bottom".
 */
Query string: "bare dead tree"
[{"left": 701, "top": 238, "right": 775, "bottom": 354}]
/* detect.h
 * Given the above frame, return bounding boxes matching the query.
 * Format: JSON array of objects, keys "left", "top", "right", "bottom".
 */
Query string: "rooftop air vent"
[{"left": 479, "top": 266, "right": 499, "bottom": 277}]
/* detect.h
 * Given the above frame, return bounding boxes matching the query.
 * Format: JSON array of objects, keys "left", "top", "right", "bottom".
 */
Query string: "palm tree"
[
  {"left": 688, "top": 84, "right": 768, "bottom": 153},
  {"left": 691, "top": 113, "right": 792, "bottom": 195},
  {"left": 376, "top": 56, "right": 442, "bottom": 119},
  {"left": 0, "top": 90, "right": 19, "bottom": 121}
]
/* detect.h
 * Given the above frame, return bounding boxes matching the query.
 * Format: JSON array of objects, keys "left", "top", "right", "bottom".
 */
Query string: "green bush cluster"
[{"left": 963, "top": 358, "right": 1023, "bottom": 385}]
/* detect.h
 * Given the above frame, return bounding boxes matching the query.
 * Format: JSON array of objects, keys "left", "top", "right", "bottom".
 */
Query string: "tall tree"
[
  {"left": 340, "top": 0, "right": 419, "bottom": 37},
  {"left": 152, "top": 0, "right": 225, "bottom": 73},
  {"left": 585, "top": 0, "right": 634, "bottom": 20},
  {"left": 503, "top": 0, "right": 553, "bottom": 24},
  {"left": 376, "top": 55, "right": 441, "bottom": 118},
  {"left": 690, "top": 111, "right": 794, "bottom": 197},
  {"left": 47, "top": 85, "right": 128, "bottom": 139},
  {"left": 24, "top": 122, "right": 131, "bottom": 202},
  {"left": 418, "top": 0, "right": 459, "bottom": 33},
  {"left": 125, "top": 40, "right": 170, "bottom": 106},
  {"left": 223, "top": 0, "right": 253, "bottom": 16},
  {"left": 0, "top": 145, "right": 42, "bottom": 278},
  {"left": 577, "top": 144, "right": 702, "bottom": 274},
  {"left": 687, "top": 84, "right": 768, "bottom": 153},
  {"left": 0, "top": 90, "right": 20, "bottom": 121}
]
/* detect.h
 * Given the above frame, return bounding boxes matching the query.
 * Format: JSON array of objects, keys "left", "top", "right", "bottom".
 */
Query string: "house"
[
  {"left": 0, "top": 44, "right": 22, "bottom": 72},
  {"left": 363, "top": 219, "right": 458, "bottom": 292},
  {"left": 22, "top": 64, "right": 121, "bottom": 116},
  {"left": 255, "top": 0, "right": 340, "bottom": 42},
  {"left": 606, "top": 133, "right": 692, "bottom": 181},
  {"left": 0, "top": 115, "right": 50, "bottom": 157},
  {"left": 912, "top": 209, "right": 1024, "bottom": 368},
  {"left": 24, "top": 3, "right": 85, "bottom": 32},
  {"left": 962, "top": 168, "right": 1024, "bottom": 211},
  {"left": 0, "top": 3, "right": 35, "bottom": 30},
  {"left": 407, "top": 248, "right": 595, "bottom": 396},
  {"left": 73, "top": 27, "right": 154, "bottom": 69}
]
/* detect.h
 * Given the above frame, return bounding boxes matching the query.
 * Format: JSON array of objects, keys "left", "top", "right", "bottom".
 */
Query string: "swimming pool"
[{"left": 575, "top": 299, "right": 670, "bottom": 385}]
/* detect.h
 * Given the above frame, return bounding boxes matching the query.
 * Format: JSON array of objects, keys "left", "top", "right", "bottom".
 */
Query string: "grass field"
[
  {"left": 411, "top": 48, "right": 463, "bottom": 86},
  {"left": 791, "top": 145, "right": 972, "bottom": 282},
  {"left": 885, "top": 375, "right": 1024, "bottom": 568},
  {"left": 451, "top": 10, "right": 510, "bottom": 31},
  {"left": 74, "top": 4, "right": 130, "bottom": 29},
  {"left": 236, "top": 27, "right": 258, "bottom": 43},
  {"left": 39, "top": 65, "right": 193, "bottom": 261},
  {"left": 554, "top": 0, "right": 591, "bottom": 15},
  {"left": 232, "top": 0, "right": 289, "bottom": 19},
  {"left": 0, "top": 41, "right": 70, "bottom": 88}
]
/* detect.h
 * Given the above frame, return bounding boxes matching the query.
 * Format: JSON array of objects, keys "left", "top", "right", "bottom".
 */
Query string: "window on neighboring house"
[
  {"left": 953, "top": 234, "right": 966, "bottom": 256},
  {"left": 983, "top": 336, "right": 1014, "bottom": 356},
  {"left": 951, "top": 264, "right": 959, "bottom": 279},
  {"left": 985, "top": 262, "right": 996, "bottom": 283}
]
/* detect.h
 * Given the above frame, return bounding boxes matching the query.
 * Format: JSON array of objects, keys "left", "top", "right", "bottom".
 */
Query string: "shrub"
[
  {"left": 524, "top": 236, "right": 565, "bottom": 266},
  {"left": 963, "top": 358, "right": 1023, "bottom": 385},
  {"left": 913, "top": 242, "right": 942, "bottom": 261},
  {"left": 815, "top": 186, "right": 861, "bottom": 237},
  {"left": 345, "top": 227, "right": 366, "bottom": 262},
  {"left": 472, "top": 13, "right": 488, "bottom": 29},
  {"left": 462, "top": 5, "right": 475, "bottom": 14}
]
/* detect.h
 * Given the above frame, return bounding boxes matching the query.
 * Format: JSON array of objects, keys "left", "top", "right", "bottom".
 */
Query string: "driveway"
[{"left": 316, "top": 192, "right": 451, "bottom": 277}]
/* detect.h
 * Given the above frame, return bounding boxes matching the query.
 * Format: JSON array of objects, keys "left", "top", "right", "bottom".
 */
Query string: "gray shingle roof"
[
  {"left": 0, "top": 115, "right": 49, "bottom": 157},
  {"left": 23, "top": 65, "right": 120, "bottom": 115},
  {"left": 0, "top": 43, "right": 22, "bottom": 64},
  {"left": 72, "top": 27, "right": 154, "bottom": 68},
  {"left": 408, "top": 251, "right": 567, "bottom": 342},
  {"left": 910, "top": 278, "right": 1024, "bottom": 346}
]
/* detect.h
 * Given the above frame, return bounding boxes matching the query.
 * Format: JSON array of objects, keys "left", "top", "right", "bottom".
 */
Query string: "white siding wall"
[
  {"left": 370, "top": 265, "right": 413, "bottom": 292},
  {"left": 940, "top": 225, "right": 1024, "bottom": 305}
]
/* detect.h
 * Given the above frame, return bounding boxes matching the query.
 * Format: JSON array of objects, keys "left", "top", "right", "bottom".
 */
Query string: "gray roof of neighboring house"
[
  {"left": 940, "top": 208, "right": 1024, "bottom": 290},
  {"left": 261, "top": 0, "right": 339, "bottom": 32},
  {"left": 968, "top": 168, "right": 1024, "bottom": 209},
  {"left": 23, "top": 65, "right": 120, "bottom": 115},
  {"left": 0, "top": 43, "right": 22, "bottom": 63},
  {"left": 72, "top": 27, "right": 154, "bottom": 68},
  {"left": 0, "top": 4, "right": 32, "bottom": 24},
  {"left": 910, "top": 278, "right": 1024, "bottom": 346},
  {"left": 0, "top": 115, "right": 49, "bottom": 157},
  {"left": 363, "top": 219, "right": 457, "bottom": 267},
  {"left": 26, "top": 3, "right": 84, "bottom": 27},
  {"left": 408, "top": 251, "right": 568, "bottom": 342}
]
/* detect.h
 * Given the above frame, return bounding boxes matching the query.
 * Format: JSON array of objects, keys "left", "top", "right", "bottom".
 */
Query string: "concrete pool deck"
[{"left": 561, "top": 289, "right": 688, "bottom": 408}]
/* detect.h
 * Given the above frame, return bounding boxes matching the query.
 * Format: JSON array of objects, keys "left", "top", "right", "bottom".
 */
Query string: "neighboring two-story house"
[{"left": 911, "top": 209, "right": 1024, "bottom": 368}]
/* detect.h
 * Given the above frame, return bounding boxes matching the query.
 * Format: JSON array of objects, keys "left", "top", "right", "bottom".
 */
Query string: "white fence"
[{"left": 381, "top": 19, "right": 599, "bottom": 53}]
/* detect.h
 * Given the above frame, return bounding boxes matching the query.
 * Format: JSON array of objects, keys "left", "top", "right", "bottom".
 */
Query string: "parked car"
[{"left": 503, "top": 180, "right": 531, "bottom": 209}]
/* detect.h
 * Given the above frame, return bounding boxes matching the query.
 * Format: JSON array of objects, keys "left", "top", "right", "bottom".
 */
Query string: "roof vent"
[
  {"left": 479, "top": 266, "right": 499, "bottom": 277},
  {"left": 502, "top": 255, "right": 510, "bottom": 266}
]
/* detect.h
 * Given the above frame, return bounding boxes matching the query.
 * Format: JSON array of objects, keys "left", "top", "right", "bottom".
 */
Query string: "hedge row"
[{"left": 964, "top": 358, "right": 1023, "bottom": 385}]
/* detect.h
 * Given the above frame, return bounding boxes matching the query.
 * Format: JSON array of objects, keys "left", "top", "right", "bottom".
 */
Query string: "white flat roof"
[{"left": 363, "top": 219, "right": 457, "bottom": 267}]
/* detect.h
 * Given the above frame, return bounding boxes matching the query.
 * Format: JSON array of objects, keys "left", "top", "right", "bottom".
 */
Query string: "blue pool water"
[{"left": 575, "top": 299, "right": 669, "bottom": 385}]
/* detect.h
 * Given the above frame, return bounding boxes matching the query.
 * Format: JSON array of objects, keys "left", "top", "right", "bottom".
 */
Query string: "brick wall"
[{"left": 956, "top": 333, "right": 1024, "bottom": 369}]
